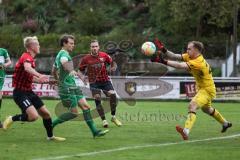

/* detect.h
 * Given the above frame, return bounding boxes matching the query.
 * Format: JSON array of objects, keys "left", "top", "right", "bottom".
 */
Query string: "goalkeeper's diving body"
[
  {"left": 151, "top": 39, "right": 232, "bottom": 140},
  {"left": 51, "top": 34, "right": 108, "bottom": 138}
]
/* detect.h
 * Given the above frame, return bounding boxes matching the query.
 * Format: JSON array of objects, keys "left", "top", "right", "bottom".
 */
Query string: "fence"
[{"left": 3, "top": 76, "right": 240, "bottom": 101}]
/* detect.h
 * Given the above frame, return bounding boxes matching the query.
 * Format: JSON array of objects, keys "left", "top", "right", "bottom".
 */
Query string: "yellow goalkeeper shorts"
[{"left": 192, "top": 87, "right": 216, "bottom": 108}]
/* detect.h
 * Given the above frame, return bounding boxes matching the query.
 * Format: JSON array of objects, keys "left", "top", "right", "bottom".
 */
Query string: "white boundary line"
[{"left": 32, "top": 134, "right": 240, "bottom": 160}]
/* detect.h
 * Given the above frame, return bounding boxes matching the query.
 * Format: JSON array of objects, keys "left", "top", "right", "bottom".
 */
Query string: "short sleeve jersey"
[
  {"left": 79, "top": 51, "right": 112, "bottom": 83},
  {"left": 13, "top": 52, "right": 35, "bottom": 91},
  {"left": 54, "top": 49, "right": 76, "bottom": 88},
  {"left": 0, "top": 48, "right": 10, "bottom": 78},
  {"left": 182, "top": 53, "right": 215, "bottom": 89}
]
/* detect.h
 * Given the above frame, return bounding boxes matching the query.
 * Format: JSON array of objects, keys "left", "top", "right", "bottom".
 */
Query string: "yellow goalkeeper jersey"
[{"left": 182, "top": 53, "right": 215, "bottom": 89}]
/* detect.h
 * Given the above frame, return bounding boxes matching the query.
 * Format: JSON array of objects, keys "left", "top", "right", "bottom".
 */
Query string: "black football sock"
[
  {"left": 43, "top": 118, "right": 53, "bottom": 138},
  {"left": 12, "top": 114, "right": 28, "bottom": 121},
  {"left": 110, "top": 94, "right": 117, "bottom": 116},
  {"left": 95, "top": 99, "right": 106, "bottom": 120}
]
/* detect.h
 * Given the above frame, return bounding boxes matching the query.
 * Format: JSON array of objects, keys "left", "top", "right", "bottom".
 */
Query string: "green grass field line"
[
  {"left": 0, "top": 100, "right": 239, "bottom": 160},
  {"left": 32, "top": 133, "right": 240, "bottom": 160}
]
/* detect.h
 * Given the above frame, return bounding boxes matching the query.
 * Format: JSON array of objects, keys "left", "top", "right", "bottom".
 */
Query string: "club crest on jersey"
[
  {"left": 125, "top": 81, "right": 137, "bottom": 96},
  {"left": 99, "top": 58, "right": 104, "bottom": 62}
]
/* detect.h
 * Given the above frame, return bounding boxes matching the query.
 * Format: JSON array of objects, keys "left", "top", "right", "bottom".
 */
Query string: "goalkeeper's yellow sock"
[
  {"left": 210, "top": 108, "right": 226, "bottom": 124},
  {"left": 184, "top": 112, "right": 197, "bottom": 135}
]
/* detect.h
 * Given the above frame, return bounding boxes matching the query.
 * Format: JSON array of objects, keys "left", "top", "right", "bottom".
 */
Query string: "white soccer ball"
[{"left": 141, "top": 41, "right": 156, "bottom": 56}]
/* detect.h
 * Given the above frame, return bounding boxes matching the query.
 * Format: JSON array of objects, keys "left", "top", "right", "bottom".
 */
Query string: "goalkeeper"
[{"left": 152, "top": 39, "right": 232, "bottom": 140}]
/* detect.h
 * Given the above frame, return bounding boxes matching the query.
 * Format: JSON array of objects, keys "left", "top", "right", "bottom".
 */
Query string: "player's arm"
[
  {"left": 165, "top": 51, "right": 182, "bottom": 61},
  {"left": 77, "top": 70, "right": 87, "bottom": 85},
  {"left": 3, "top": 57, "right": 11, "bottom": 68},
  {"left": 78, "top": 59, "right": 88, "bottom": 85},
  {"left": 105, "top": 53, "right": 117, "bottom": 72},
  {"left": 166, "top": 61, "right": 189, "bottom": 70},
  {"left": 24, "top": 62, "right": 42, "bottom": 77},
  {"left": 154, "top": 38, "right": 182, "bottom": 61},
  {"left": 24, "top": 62, "right": 48, "bottom": 83},
  {"left": 51, "top": 65, "right": 59, "bottom": 81},
  {"left": 151, "top": 52, "right": 190, "bottom": 70},
  {"left": 110, "top": 61, "right": 117, "bottom": 72},
  {"left": 61, "top": 57, "right": 77, "bottom": 76}
]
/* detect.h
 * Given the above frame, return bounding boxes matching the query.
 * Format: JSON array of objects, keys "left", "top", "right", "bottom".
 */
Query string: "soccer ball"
[{"left": 141, "top": 41, "right": 156, "bottom": 56}]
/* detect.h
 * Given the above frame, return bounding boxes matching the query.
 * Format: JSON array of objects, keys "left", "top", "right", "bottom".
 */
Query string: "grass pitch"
[{"left": 0, "top": 99, "right": 239, "bottom": 160}]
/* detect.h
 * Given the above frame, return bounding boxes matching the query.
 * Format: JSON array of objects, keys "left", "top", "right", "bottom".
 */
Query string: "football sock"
[
  {"left": 210, "top": 108, "right": 226, "bottom": 124},
  {"left": 110, "top": 94, "right": 117, "bottom": 116},
  {"left": 183, "top": 128, "right": 190, "bottom": 135},
  {"left": 184, "top": 112, "right": 196, "bottom": 133},
  {"left": 52, "top": 112, "right": 77, "bottom": 128},
  {"left": 83, "top": 109, "right": 98, "bottom": 134},
  {"left": 95, "top": 99, "right": 106, "bottom": 120},
  {"left": 43, "top": 118, "right": 53, "bottom": 137},
  {"left": 12, "top": 114, "right": 28, "bottom": 121}
]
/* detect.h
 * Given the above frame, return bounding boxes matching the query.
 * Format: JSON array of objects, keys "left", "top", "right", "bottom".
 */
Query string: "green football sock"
[
  {"left": 83, "top": 109, "right": 98, "bottom": 134},
  {"left": 52, "top": 112, "right": 77, "bottom": 128}
]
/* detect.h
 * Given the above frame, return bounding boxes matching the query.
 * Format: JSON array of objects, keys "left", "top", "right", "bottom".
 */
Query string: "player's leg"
[
  {"left": 52, "top": 88, "right": 78, "bottom": 128},
  {"left": 201, "top": 105, "right": 232, "bottom": 133},
  {"left": 103, "top": 81, "right": 122, "bottom": 127},
  {"left": 3, "top": 105, "right": 39, "bottom": 129},
  {"left": 93, "top": 93, "right": 109, "bottom": 128},
  {"left": 38, "top": 105, "right": 65, "bottom": 141},
  {"left": 90, "top": 83, "right": 107, "bottom": 127},
  {"left": 3, "top": 90, "right": 39, "bottom": 130},
  {"left": 176, "top": 100, "right": 198, "bottom": 140},
  {"left": 176, "top": 89, "right": 209, "bottom": 140},
  {"left": 78, "top": 97, "right": 108, "bottom": 137},
  {"left": 52, "top": 98, "right": 78, "bottom": 128}
]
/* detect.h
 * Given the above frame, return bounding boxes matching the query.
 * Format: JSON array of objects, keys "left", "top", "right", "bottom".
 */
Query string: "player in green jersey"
[
  {"left": 0, "top": 48, "right": 11, "bottom": 128},
  {"left": 52, "top": 35, "right": 108, "bottom": 137}
]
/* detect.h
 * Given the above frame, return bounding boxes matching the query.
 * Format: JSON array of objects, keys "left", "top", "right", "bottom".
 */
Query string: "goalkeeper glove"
[
  {"left": 154, "top": 38, "right": 167, "bottom": 53},
  {"left": 150, "top": 51, "right": 168, "bottom": 65}
]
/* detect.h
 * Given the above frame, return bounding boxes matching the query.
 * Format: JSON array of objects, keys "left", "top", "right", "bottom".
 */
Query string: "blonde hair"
[{"left": 23, "top": 36, "right": 38, "bottom": 49}]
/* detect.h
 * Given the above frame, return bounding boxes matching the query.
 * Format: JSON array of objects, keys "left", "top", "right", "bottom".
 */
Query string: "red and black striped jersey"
[{"left": 13, "top": 52, "right": 35, "bottom": 91}]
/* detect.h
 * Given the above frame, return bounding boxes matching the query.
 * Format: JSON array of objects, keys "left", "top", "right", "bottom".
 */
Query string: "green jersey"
[
  {"left": 54, "top": 49, "right": 76, "bottom": 88},
  {"left": 0, "top": 48, "right": 10, "bottom": 78},
  {"left": 54, "top": 49, "right": 84, "bottom": 107}
]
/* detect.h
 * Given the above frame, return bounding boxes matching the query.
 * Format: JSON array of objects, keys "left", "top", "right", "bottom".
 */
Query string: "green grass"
[{"left": 0, "top": 99, "right": 239, "bottom": 160}]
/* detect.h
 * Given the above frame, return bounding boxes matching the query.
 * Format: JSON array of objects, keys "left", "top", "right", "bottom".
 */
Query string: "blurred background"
[{"left": 0, "top": 0, "right": 239, "bottom": 77}]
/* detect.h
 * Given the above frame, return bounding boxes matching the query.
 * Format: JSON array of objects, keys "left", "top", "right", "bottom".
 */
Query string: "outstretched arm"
[
  {"left": 165, "top": 50, "right": 182, "bottom": 61},
  {"left": 154, "top": 38, "right": 182, "bottom": 61},
  {"left": 151, "top": 50, "right": 190, "bottom": 71},
  {"left": 24, "top": 62, "right": 48, "bottom": 83},
  {"left": 167, "top": 61, "right": 189, "bottom": 70}
]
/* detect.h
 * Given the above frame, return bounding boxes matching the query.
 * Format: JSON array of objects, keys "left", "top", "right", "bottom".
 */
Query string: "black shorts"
[
  {"left": 13, "top": 89, "right": 44, "bottom": 113},
  {"left": 90, "top": 81, "right": 114, "bottom": 96}
]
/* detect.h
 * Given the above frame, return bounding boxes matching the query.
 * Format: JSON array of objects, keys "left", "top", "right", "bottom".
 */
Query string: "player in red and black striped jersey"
[
  {"left": 13, "top": 51, "right": 39, "bottom": 91},
  {"left": 79, "top": 40, "right": 122, "bottom": 128},
  {"left": 3, "top": 36, "right": 65, "bottom": 141}
]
